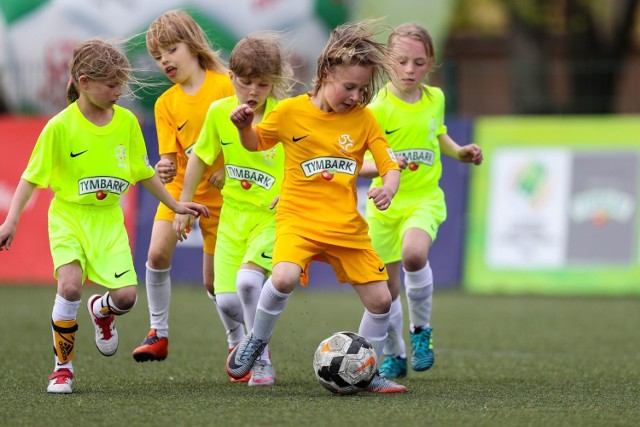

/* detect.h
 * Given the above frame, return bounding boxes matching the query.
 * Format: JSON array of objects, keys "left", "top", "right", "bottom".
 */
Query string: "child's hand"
[
  {"left": 230, "top": 104, "right": 255, "bottom": 129},
  {"left": 459, "top": 144, "right": 483, "bottom": 165},
  {"left": 208, "top": 167, "right": 225, "bottom": 189},
  {"left": 173, "top": 213, "right": 196, "bottom": 241},
  {"left": 155, "top": 159, "right": 177, "bottom": 183},
  {"left": 367, "top": 186, "right": 394, "bottom": 211},
  {"left": 0, "top": 223, "right": 15, "bottom": 251}
]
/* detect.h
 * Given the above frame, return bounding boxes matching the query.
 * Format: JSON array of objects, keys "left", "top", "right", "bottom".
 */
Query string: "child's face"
[
  {"left": 231, "top": 73, "right": 273, "bottom": 113},
  {"left": 150, "top": 42, "right": 198, "bottom": 84},
  {"left": 82, "top": 77, "right": 123, "bottom": 109},
  {"left": 320, "top": 64, "right": 371, "bottom": 113},
  {"left": 391, "top": 36, "right": 430, "bottom": 93}
]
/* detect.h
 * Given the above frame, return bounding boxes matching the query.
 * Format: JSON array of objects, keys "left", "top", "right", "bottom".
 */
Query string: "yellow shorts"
[
  {"left": 214, "top": 200, "right": 276, "bottom": 294},
  {"left": 366, "top": 188, "right": 447, "bottom": 264},
  {"left": 49, "top": 197, "right": 136, "bottom": 288},
  {"left": 274, "top": 233, "right": 388, "bottom": 286},
  {"left": 154, "top": 186, "right": 222, "bottom": 255}
]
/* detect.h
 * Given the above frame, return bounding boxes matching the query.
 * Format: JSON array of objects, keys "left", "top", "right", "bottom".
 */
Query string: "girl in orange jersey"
[
  {"left": 132, "top": 10, "right": 237, "bottom": 364},
  {"left": 226, "top": 21, "right": 407, "bottom": 393}
]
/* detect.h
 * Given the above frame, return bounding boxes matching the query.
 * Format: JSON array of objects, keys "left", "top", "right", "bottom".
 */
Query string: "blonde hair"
[
  {"left": 312, "top": 20, "right": 392, "bottom": 106},
  {"left": 388, "top": 22, "right": 436, "bottom": 96},
  {"left": 229, "top": 32, "right": 295, "bottom": 100},
  {"left": 67, "top": 39, "right": 133, "bottom": 105},
  {"left": 146, "top": 9, "right": 226, "bottom": 73}
]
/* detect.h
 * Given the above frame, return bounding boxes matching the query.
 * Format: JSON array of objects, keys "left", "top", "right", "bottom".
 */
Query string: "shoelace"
[
  {"left": 411, "top": 329, "right": 431, "bottom": 353},
  {"left": 238, "top": 338, "right": 265, "bottom": 362},
  {"left": 95, "top": 315, "right": 114, "bottom": 340}
]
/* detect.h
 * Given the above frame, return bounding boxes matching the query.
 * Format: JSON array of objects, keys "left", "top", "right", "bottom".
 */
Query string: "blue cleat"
[
  {"left": 379, "top": 355, "right": 408, "bottom": 379},
  {"left": 410, "top": 326, "right": 434, "bottom": 371}
]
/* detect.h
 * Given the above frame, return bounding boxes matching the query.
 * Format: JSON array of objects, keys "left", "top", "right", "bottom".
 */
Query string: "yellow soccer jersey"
[
  {"left": 154, "top": 69, "right": 234, "bottom": 203},
  {"left": 193, "top": 95, "right": 283, "bottom": 209},
  {"left": 255, "top": 93, "right": 399, "bottom": 248},
  {"left": 22, "top": 102, "right": 155, "bottom": 205},
  {"left": 367, "top": 84, "right": 447, "bottom": 200}
]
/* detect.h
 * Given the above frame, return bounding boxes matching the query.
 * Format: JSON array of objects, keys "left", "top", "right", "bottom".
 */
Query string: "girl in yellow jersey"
[
  {"left": 0, "top": 39, "right": 208, "bottom": 394},
  {"left": 362, "top": 23, "right": 483, "bottom": 379},
  {"left": 226, "top": 21, "right": 408, "bottom": 393},
  {"left": 132, "top": 10, "right": 235, "bottom": 362}
]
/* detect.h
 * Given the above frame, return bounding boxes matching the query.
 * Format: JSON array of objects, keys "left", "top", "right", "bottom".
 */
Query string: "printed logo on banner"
[{"left": 566, "top": 152, "right": 638, "bottom": 264}]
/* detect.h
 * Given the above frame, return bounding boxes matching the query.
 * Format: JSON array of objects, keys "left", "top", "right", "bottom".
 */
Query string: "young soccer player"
[
  {"left": 225, "top": 20, "right": 407, "bottom": 393},
  {"left": 175, "top": 32, "right": 293, "bottom": 386},
  {"left": 0, "top": 39, "right": 208, "bottom": 394},
  {"left": 361, "top": 22, "right": 483, "bottom": 378},
  {"left": 132, "top": 10, "right": 235, "bottom": 362}
]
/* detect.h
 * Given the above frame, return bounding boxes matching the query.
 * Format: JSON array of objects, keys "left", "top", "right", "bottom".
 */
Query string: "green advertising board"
[{"left": 464, "top": 116, "right": 640, "bottom": 295}]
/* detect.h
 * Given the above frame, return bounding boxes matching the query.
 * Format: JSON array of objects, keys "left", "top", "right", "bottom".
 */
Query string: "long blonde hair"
[
  {"left": 312, "top": 19, "right": 392, "bottom": 106},
  {"left": 388, "top": 22, "right": 436, "bottom": 96},
  {"left": 145, "top": 9, "right": 226, "bottom": 73},
  {"left": 66, "top": 39, "right": 133, "bottom": 105}
]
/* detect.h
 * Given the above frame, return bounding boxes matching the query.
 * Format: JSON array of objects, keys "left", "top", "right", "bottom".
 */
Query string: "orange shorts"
[
  {"left": 274, "top": 233, "right": 388, "bottom": 286},
  {"left": 154, "top": 186, "right": 222, "bottom": 255}
]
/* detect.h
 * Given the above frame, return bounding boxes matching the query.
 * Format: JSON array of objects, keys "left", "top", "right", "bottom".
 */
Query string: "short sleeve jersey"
[
  {"left": 193, "top": 95, "right": 283, "bottom": 209},
  {"left": 367, "top": 84, "right": 447, "bottom": 200},
  {"left": 154, "top": 69, "right": 234, "bottom": 202},
  {"left": 22, "top": 102, "right": 155, "bottom": 205},
  {"left": 255, "top": 93, "right": 399, "bottom": 248}
]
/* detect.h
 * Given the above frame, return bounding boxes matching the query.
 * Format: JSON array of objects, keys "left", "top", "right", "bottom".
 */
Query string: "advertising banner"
[{"left": 464, "top": 117, "right": 640, "bottom": 295}]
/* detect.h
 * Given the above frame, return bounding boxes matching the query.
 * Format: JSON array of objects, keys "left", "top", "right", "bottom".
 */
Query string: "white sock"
[
  {"left": 358, "top": 309, "right": 390, "bottom": 362},
  {"left": 404, "top": 262, "right": 433, "bottom": 331},
  {"left": 236, "top": 269, "right": 271, "bottom": 362},
  {"left": 382, "top": 297, "right": 406, "bottom": 358},
  {"left": 145, "top": 263, "right": 171, "bottom": 338},
  {"left": 235, "top": 269, "right": 265, "bottom": 333},
  {"left": 51, "top": 295, "right": 81, "bottom": 372},
  {"left": 253, "top": 278, "right": 290, "bottom": 343},
  {"left": 212, "top": 291, "right": 246, "bottom": 348},
  {"left": 91, "top": 292, "right": 134, "bottom": 317}
]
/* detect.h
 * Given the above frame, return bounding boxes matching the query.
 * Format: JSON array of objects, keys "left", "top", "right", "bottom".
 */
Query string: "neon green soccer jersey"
[
  {"left": 367, "top": 83, "right": 447, "bottom": 200},
  {"left": 193, "top": 95, "right": 284, "bottom": 209},
  {"left": 22, "top": 102, "right": 154, "bottom": 205}
]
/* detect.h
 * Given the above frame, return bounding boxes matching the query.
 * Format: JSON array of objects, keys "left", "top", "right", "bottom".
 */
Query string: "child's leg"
[
  {"left": 48, "top": 262, "right": 83, "bottom": 394},
  {"left": 252, "top": 262, "right": 299, "bottom": 342},
  {"left": 88, "top": 285, "right": 136, "bottom": 357},
  {"left": 352, "top": 280, "right": 392, "bottom": 359},
  {"left": 236, "top": 267, "right": 269, "bottom": 359},
  {"left": 209, "top": 291, "right": 246, "bottom": 348}
]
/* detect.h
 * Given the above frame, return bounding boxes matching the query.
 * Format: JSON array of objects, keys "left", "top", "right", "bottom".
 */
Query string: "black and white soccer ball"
[{"left": 313, "top": 331, "right": 377, "bottom": 395}]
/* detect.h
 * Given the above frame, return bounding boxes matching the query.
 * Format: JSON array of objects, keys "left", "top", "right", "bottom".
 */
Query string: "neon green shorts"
[
  {"left": 49, "top": 197, "right": 137, "bottom": 288},
  {"left": 365, "top": 187, "right": 447, "bottom": 264},
  {"left": 213, "top": 199, "right": 276, "bottom": 294}
]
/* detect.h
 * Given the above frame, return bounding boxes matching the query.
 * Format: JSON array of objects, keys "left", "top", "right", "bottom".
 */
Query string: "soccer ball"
[{"left": 313, "top": 331, "right": 377, "bottom": 395}]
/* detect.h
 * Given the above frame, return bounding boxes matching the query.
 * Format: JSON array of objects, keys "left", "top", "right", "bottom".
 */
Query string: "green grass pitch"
[{"left": 0, "top": 284, "right": 638, "bottom": 426}]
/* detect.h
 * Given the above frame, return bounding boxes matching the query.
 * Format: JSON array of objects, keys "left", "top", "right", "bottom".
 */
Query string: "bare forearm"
[
  {"left": 5, "top": 179, "right": 36, "bottom": 226},
  {"left": 181, "top": 155, "right": 207, "bottom": 202},
  {"left": 141, "top": 175, "right": 179, "bottom": 211}
]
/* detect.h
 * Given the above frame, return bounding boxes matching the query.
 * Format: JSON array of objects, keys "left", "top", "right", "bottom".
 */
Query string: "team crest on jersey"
[
  {"left": 115, "top": 144, "right": 127, "bottom": 169},
  {"left": 395, "top": 149, "right": 435, "bottom": 166},
  {"left": 261, "top": 147, "right": 278, "bottom": 166},
  {"left": 79, "top": 176, "right": 130, "bottom": 197},
  {"left": 301, "top": 157, "right": 357, "bottom": 178},
  {"left": 226, "top": 165, "right": 276, "bottom": 190},
  {"left": 338, "top": 134, "right": 354, "bottom": 155}
]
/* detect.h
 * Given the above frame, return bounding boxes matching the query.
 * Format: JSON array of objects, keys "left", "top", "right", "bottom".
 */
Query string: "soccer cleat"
[
  {"left": 379, "top": 355, "right": 408, "bottom": 379},
  {"left": 87, "top": 294, "right": 118, "bottom": 356},
  {"left": 226, "top": 333, "right": 267, "bottom": 380},
  {"left": 410, "top": 326, "right": 435, "bottom": 371},
  {"left": 132, "top": 329, "right": 168, "bottom": 362},
  {"left": 47, "top": 368, "right": 74, "bottom": 394},
  {"left": 364, "top": 372, "right": 407, "bottom": 393},
  {"left": 228, "top": 348, "right": 251, "bottom": 383},
  {"left": 248, "top": 360, "right": 276, "bottom": 387}
]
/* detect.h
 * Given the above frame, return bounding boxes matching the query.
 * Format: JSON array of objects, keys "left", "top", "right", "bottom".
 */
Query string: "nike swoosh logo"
[
  {"left": 114, "top": 270, "right": 130, "bottom": 278},
  {"left": 178, "top": 121, "right": 188, "bottom": 131},
  {"left": 355, "top": 356, "right": 376, "bottom": 372},
  {"left": 378, "top": 266, "right": 386, "bottom": 272},
  {"left": 221, "top": 140, "right": 232, "bottom": 145},
  {"left": 70, "top": 150, "right": 88, "bottom": 158},
  {"left": 385, "top": 129, "right": 400, "bottom": 135},
  {"left": 261, "top": 252, "right": 272, "bottom": 259},
  {"left": 292, "top": 135, "right": 309, "bottom": 142}
]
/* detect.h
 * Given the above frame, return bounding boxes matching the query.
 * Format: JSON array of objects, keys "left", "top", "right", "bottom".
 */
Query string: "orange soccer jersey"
[
  {"left": 154, "top": 69, "right": 234, "bottom": 204},
  {"left": 255, "top": 93, "right": 398, "bottom": 248}
]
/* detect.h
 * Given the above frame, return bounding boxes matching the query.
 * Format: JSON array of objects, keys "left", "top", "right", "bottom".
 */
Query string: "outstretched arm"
[
  {"left": 0, "top": 179, "right": 36, "bottom": 250},
  {"left": 438, "top": 133, "right": 483, "bottom": 165}
]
